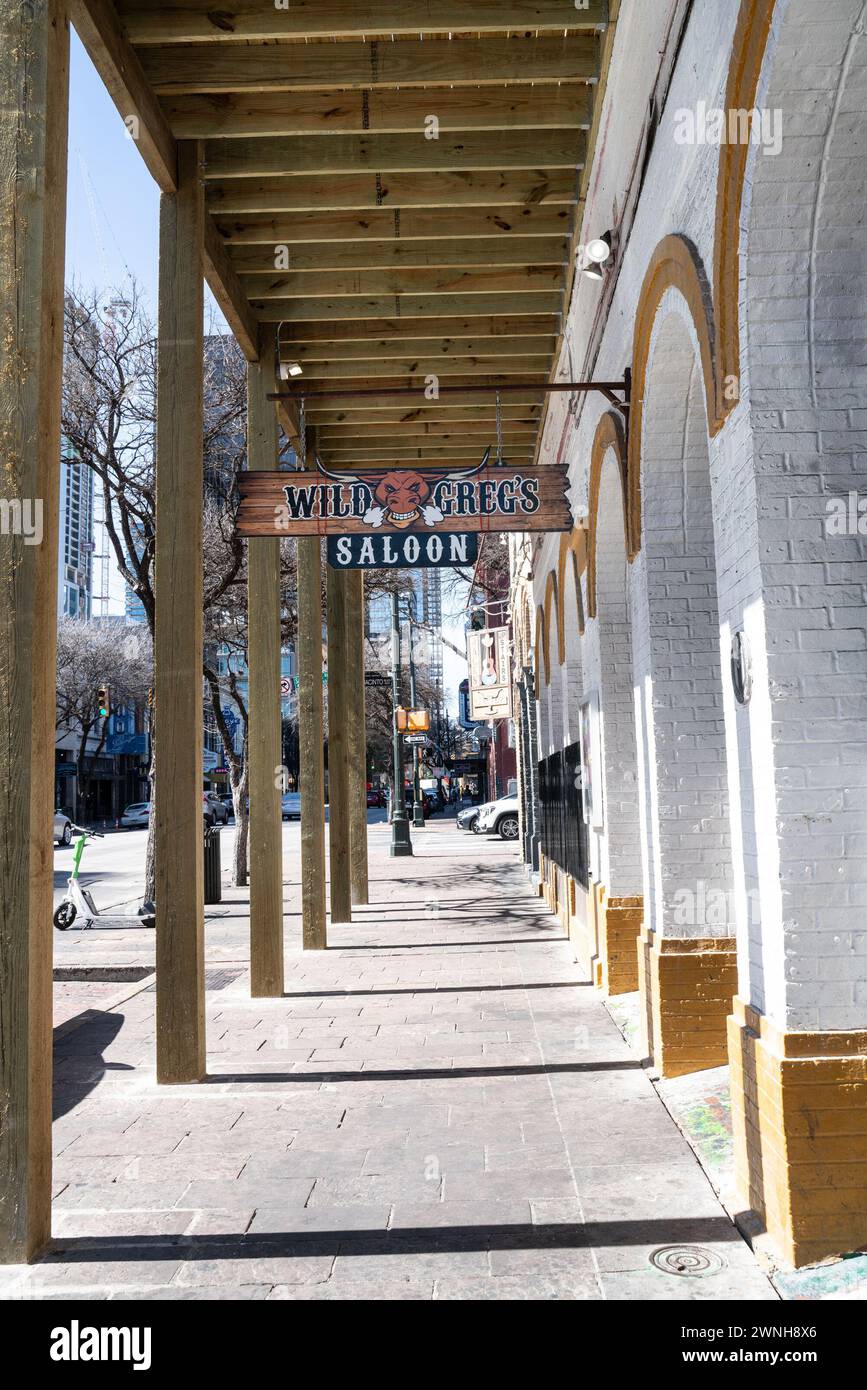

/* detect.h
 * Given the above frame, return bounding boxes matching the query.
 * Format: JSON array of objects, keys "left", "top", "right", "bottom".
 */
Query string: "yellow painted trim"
[
  {"left": 714, "top": 0, "right": 777, "bottom": 423},
  {"left": 586, "top": 410, "right": 628, "bottom": 617}
]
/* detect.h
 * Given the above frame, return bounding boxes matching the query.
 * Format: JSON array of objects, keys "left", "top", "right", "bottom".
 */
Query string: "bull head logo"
[{"left": 316, "top": 448, "right": 491, "bottom": 529}]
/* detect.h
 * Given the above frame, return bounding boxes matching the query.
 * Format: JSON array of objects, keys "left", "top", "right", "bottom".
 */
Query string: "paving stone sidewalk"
[{"left": 3, "top": 820, "right": 777, "bottom": 1301}]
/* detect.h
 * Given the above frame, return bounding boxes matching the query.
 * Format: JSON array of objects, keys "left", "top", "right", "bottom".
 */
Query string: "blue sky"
[{"left": 65, "top": 30, "right": 225, "bottom": 329}]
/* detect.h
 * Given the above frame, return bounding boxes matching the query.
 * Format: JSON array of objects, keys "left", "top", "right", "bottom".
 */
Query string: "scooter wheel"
[{"left": 53, "top": 902, "right": 77, "bottom": 931}]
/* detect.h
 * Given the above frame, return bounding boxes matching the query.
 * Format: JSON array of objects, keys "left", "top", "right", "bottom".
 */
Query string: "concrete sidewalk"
[{"left": 5, "top": 821, "right": 776, "bottom": 1300}]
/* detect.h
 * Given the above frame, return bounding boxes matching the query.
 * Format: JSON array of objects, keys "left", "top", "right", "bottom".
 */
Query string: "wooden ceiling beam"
[
  {"left": 283, "top": 384, "right": 550, "bottom": 409},
  {"left": 139, "top": 35, "right": 600, "bottom": 94},
  {"left": 310, "top": 449, "right": 532, "bottom": 466},
  {"left": 244, "top": 266, "right": 564, "bottom": 300},
  {"left": 251, "top": 292, "right": 563, "bottom": 321},
  {"left": 120, "top": 1, "right": 608, "bottom": 45},
  {"left": 163, "top": 86, "right": 593, "bottom": 140},
  {"left": 287, "top": 356, "right": 553, "bottom": 380},
  {"left": 206, "top": 170, "right": 577, "bottom": 213},
  {"left": 279, "top": 334, "right": 557, "bottom": 362},
  {"left": 230, "top": 237, "right": 569, "bottom": 275},
  {"left": 279, "top": 313, "right": 559, "bottom": 343},
  {"left": 203, "top": 131, "right": 585, "bottom": 179},
  {"left": 307, "top": 405, "right": 543, "bottom": 425},
  {"left": 70, "top": 0, "right": 178, "bottom": 191},
  {"left": 318, "top": 424, "right": 538, "bottom": 441},
  {"left": 201, "top": 216, "right": 260, "bottom": 360},
  {"left": 214, "top": 206, "right": 574, "bottom": 244}
]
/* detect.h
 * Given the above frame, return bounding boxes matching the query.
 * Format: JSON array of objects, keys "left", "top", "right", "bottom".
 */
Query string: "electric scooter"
[{"left": 53, "top": 824, "right": 155, "bottom": 930}]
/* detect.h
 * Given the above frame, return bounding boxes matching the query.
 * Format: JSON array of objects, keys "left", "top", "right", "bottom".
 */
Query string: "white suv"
[{"left": 476, "top": 794, "right": 520, "bottom": 841}]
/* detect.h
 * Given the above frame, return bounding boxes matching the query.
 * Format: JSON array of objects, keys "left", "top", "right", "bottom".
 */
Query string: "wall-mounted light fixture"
[{"left": 582, "top": 231, "right": 614, "bottom": 280}]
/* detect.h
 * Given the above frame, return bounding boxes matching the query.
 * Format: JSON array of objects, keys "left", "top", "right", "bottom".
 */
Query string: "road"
[{"left": 52, "top": 808, "right": 393, "bottom": 914}]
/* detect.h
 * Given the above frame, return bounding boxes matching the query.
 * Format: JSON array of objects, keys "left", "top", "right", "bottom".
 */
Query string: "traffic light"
[{"left": 97, "top": 685, "right": 109, "bottom": 718}]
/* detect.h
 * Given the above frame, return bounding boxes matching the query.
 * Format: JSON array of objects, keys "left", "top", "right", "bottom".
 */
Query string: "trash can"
[{"left": 204, "top": 822, "right": 222, "bottom": 904}]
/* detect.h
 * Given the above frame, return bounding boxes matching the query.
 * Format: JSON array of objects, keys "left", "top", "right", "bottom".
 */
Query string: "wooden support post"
[
  {"left": 0, "top": 0, "right": 69, "bottom": 1263},
  {"left": 297, "top": 534, "right": 327, "bottom": 948},
  {"left": 155, "top": 140, "right": 206, "bottom": 1083},
  {"left": 247, "top": 324, "right": 284, "bottom": 995},
  {"left": 347, "top": 570, "right": 369, "bottom": 906},
  {"left": 326, "top": 566, "right": 352, "bottom": 923}
]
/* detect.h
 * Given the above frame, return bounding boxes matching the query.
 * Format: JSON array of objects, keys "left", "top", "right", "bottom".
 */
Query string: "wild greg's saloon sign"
[{"left": 236, "top": 452, "right": 572, "bottom": 538}]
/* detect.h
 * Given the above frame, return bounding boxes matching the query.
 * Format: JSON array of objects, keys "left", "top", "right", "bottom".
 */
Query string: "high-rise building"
[{"left": 57, "top": 439, "right": 94, "bottom": 619}]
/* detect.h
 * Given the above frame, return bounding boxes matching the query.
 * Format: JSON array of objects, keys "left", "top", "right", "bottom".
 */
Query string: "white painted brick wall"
[{"left": 525, "top": 0, "right": 867, "bottom": 1032}]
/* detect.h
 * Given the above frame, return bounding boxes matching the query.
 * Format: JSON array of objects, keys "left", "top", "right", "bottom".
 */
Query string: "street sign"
[
  {"left": 327, "top": 531, "right": 478, "bottom": 570},
  {"left": 364, "top": 673, "right": 391, "bottom": 689},
  {"left": 237, "top": 459, "right": 572, "bottom": 537},
  {"left": 405, "top": 733, "right": 429, "bottom": 747},
  {"left": 280, "top": 677, "right": 292, "bottom": 696}
]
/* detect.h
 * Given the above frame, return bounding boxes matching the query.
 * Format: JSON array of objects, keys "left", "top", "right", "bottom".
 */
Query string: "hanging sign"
[
  {"left": 467, "top": 626, "right": 512, "bottom": 720},
  {"left": 327, "top": 531, "right": 478, "bottom": 570},
  {"left": 236, "top": 452, "right": 572, "bottom": 537}
]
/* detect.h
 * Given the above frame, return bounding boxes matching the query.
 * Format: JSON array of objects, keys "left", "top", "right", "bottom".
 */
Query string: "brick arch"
[
  {"left": 628, "top": 234, "right": 717, "bottom": 558},
  {"left": 714, "top": 0, "right": 778, "bottom": 416},
  {"left": 542, "top": 570, "right": 559, "bottom": 684},
  {"left": 557, "top": 527, "right": 587, "bottom": 649},
  {"left": 587, "top": 410, "right": 628, "bottom": 618},
  {"left": 534, "top": 603, "right": 547, "bottom": 688}
]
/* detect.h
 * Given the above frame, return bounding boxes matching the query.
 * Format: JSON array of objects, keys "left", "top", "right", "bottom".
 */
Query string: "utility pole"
[{"left": 389, "top": 589, "right": 412, "bottom": 857}]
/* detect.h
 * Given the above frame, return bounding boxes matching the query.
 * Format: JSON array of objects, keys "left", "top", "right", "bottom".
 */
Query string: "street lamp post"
[
  {"left": 389, "top": 589, "right": 413, "bottom": 857},
  {"left": 405, "top": 596, "right": 425, "bottom": 829}
]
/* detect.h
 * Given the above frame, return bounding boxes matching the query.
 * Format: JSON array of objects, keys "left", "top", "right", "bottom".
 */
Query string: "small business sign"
[
  {"left": 327, "top": 531, "right": 478, "bottom": 570},
  {"left": 467, "top": 626, "right": 512, "bottom": 720},
  {"left": 237, "top": 455, "right": 572, "bottom": 538}
]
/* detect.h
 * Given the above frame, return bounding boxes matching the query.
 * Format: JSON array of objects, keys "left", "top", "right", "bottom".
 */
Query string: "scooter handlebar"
[{"left": 70, "top": 824, "right": 105, "bottom": 838}]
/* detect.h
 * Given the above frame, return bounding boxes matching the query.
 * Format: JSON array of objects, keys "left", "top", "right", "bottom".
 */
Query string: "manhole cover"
[
  {"left": 53, "top": 966, "right": 154, "bottom": 983},
  {"left": 650, "top": 1245, "right": 725, "bottom": 1277},
  {"left": 204, "top": 967, "right": 243, "bottom": 992}
]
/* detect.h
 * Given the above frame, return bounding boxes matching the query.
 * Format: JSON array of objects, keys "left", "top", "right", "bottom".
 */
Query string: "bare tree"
[
  {"left": 55, "top": 617, "right": 152, "bottom": 822},
  {"left": 61, "top": 284, "right": 260, "bottom": 893}
]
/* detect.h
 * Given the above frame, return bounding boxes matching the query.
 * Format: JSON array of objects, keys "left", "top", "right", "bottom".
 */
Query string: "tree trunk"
[{"left": 231, "top": 759, "right": 249, "bottom": 887}]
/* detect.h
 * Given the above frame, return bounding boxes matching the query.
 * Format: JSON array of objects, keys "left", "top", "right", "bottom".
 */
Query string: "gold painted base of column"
[
  {"left": 728, "top": 998, "right": 867, "bottom": 1268},
  {"left": 599, "top": 894, "right": 643, "bottom": 996},
  {"left": 639, "top": 927, "right": 736, "bottom": 1077}
]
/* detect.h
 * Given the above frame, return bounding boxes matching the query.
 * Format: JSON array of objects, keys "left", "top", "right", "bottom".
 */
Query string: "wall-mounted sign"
[
  {"left": 327, "top": 531, "right": 478, "bottom": 570},
  {"left": 467, "top": 626, "right": 512, "bottom": 720},
  {"left": 237, "top": 456, "right": 572, "bottom": 537}
]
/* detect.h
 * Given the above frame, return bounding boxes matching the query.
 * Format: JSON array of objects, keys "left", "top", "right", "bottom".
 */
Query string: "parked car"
[
  {"left": 281, "top": 791, "right": 302, "bottom": 820},
  {"left": 121, "top": 801, "right": 151, "bottom": 830},
  {"left": 404, "top": 789, "right": 432, "bottom": 819},
  {"left": 203, "top": 791, "right": 230, "bottom": 826},
  {"left": 366, "top": 788, "right": 385, "bottom": 808},
  {"left": 476, "top": 794, "right": 520, "bottom": 841},
  {"left": 458, "top": 800, "right": 491, "bottom": 828},
  {"left": 53, "top": 809, "right": 73, "bottom": 846}
]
